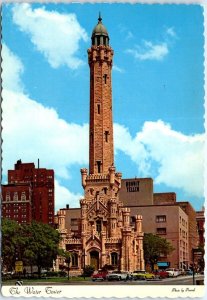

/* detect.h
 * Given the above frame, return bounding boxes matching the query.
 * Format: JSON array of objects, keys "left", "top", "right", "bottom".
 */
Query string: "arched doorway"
[{"left": 90, "top": 250, "right": 99, "bottom": 270}]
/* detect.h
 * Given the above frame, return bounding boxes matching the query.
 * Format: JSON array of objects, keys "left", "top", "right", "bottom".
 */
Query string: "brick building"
[
  {"left": 2, "top": 183, "right": 32, "bottom": 224},
  {"left": 196, "top": 207, "right": 205, "bottom": 247},
  {"left": 54, "top": 15, "right": 144, "bottom": 274},
  {"left": 2, "top": 159, "right": 54, "bottom": 224}
]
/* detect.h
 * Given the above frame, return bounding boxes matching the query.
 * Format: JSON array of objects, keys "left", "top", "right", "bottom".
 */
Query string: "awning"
[{"left": 157, "top": 262, "right": 170, "bottom": 267}]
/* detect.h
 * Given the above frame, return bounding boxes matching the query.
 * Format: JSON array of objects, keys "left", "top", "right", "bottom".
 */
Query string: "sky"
[{"left": 1, "top": 3, "right": 205, "bottom": 211}]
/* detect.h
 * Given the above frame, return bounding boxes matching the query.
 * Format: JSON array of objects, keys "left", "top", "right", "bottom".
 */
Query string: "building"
[
  {"left": 2, "top": 159, "right": 54, "bottom": 225},
  {"left": 2, "top": 183, "right": 32, "bottom": 224},
  {"left": 54, "top": 15, "right": 145, "bottom": 274},
  {"left": 119, "top": 177, "right": 199, "bottom": 268},
  {"left": 196, "top": 207, "right": 205, "bottom": 247}
]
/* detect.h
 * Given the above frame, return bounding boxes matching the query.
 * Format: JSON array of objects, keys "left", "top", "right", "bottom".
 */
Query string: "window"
[
  {"left": 71, "top": 219, "right": 78, "bottom": 226},
  {"left": 71, "top": 253, "right": 78, "bottom": 267},
  {"left": 97, "top": 161, "right": 101, "bottom": 173},
  {"left": 96, "top": 220, "right": 102, "bottom": 233},
  {"left": 105, "top": 131, "right": 109, "bottom": 142},
  {"left": 97, "top": 104, "right": 100, "bottom": 114},
  {"left": 111, "top": 252, "right": 118, "bottom": 266},
  {"left": 156, "top": 215, "right": 166, "bottom": 223},
  {"left": 103, "top": 74, "right": 107, "bottom": 84},
  {"left": 103, "top": 187, "right": 107, "bottom": 195},
  {"left": 13, "top": 192, "right": 18, "bottom": 201},
  {"left": 156, "top": 228, "right": 166, "bottom": 235}
]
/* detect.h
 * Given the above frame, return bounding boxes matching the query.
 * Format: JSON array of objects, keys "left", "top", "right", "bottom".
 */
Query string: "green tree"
[
  {"left": 25, "top": 221, "right": 61, "bottom": 278},
  {"left": 143, "top": 233, "right": 174, "bottom": 271},
  {"left": 2, "top": 218, "right": 27, "bottom": 271},
  {"left": 2, "top": 219, "right": 62, "bottom": 278}
]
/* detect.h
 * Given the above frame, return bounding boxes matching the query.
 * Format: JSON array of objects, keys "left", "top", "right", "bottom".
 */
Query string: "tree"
[
  {"left": 2, "top": 218, "right": 27, "bottom": 271},
  {"left": 143, "top": 233, "right": 174, "bottom": 271},
  {"left": 2, "top": 219, "right": 62, "bottom": 278},
  {"left": 25, "top": 221, "right": 62, "bottom": 278}
]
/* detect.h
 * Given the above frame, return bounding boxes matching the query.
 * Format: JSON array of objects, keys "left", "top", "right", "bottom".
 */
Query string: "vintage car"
[
  {"left": 165, "top": 268, "right": 179, "bottom": 277},
  {"left": 106, "top": 271, "right": 132, "bottom": 281},
  {"left": 152, "top": 269, "right": 169, "bottom": 279},
  {"left": 132, "top": 270, "right": 155, "bottom": 280},
  {"left": 91, "top": 270, "right": 108, "bottom": 281}
]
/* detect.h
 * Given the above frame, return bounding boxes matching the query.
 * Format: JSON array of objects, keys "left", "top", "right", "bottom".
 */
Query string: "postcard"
[{"left": 1, "top": 0, "right": 205, "bottom": 298}]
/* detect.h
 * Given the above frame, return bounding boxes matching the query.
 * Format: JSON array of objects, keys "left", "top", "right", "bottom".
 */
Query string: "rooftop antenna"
[{"left": 38, "top": 158, "right": 40, "bottom": 169}]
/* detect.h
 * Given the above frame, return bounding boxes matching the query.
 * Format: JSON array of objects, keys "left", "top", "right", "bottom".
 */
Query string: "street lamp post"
[
  {"left": 82, "top": 249, "right": 86, "bottom": 280},
  {"left": 65, "top": 257, "right": 71, "bottom": 281}
]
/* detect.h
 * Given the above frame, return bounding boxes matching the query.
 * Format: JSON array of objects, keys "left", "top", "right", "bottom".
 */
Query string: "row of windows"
[{"left": 66, "top": 252, "right": 118, "bottom": 268}]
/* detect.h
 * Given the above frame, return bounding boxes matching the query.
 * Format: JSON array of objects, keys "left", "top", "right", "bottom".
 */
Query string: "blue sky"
[{"left": 2, "top": 3, "right": 205, "bottom": 211}]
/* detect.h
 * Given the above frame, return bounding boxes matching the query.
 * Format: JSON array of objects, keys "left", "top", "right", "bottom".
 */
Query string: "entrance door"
[{"left": 90, "top": 251, "right": 99, "bottom": 270}]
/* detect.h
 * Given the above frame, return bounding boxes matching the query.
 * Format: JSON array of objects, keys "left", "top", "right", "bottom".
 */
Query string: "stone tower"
[
  {"left": 88, "top": 14, "right": 114, "bottom": 175},
  {"left": 55, "top": 15, "right": 144, "bottom": 274}
]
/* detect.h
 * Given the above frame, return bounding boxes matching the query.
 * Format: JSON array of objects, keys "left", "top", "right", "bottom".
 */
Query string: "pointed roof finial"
[{"left": 98, "top": 12, "right": 102, "bottom": 23}]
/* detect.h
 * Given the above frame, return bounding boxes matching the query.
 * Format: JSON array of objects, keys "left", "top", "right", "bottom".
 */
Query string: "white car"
[
  {"left": 106, "top": 271, "right": 131, "bottom": 281},
  {"left": 166, "top": 268, "right": 179, "bottom": 277}
]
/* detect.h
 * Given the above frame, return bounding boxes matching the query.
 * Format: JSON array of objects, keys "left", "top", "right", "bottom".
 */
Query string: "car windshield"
[{"left": 135, "top": 270, "right": 145, "bottom": 273}]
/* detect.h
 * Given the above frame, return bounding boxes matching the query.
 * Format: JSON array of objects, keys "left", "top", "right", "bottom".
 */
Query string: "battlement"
[
  {"left": 64, "top": 238, "right": 82, "bottom": 245},
  {"left": 86, "top": 174, "right": 110, "bottom": 182}
]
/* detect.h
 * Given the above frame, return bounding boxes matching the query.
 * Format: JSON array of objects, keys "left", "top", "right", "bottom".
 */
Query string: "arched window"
[
  {"left": 96, "top": 220, "right": 102, "bottom": 233},
  {"left": 71, "top": 253, "right": 78, "bottom": 267},
  {"left": 111, "top": 252, "right": 118, "bottom": 266}
]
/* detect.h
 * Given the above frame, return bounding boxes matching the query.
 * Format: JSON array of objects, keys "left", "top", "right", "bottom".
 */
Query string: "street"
[{"left": 4, "top": 274, "right": 203, "bottom": 286}]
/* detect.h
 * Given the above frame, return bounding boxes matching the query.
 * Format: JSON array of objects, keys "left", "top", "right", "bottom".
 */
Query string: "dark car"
[{"left": 153, "top": 270, "right": 169, "bottom": 279}]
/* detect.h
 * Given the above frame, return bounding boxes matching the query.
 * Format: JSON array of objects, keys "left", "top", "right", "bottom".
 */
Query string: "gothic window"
[
  {"left": 103, "top": 187, "right": 107, "bottom": 195},
  {"left": 111, "top": 252, "right": 118, "bottom": 266},
  {"left": 96, "top": 220, "right": 102, "bottom": 233},
  {"left": 105, "top": 131, "right": 109, "bottom": 142},
  {"left": 97, "top": 161, "right": 101, "bottom": 173},
  {"left": 71, "top": 253, "right": 78, "bottom": 267}
]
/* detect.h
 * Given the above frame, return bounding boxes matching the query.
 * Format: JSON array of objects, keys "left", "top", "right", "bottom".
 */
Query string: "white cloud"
[
  {"left": 126, "top": 41, "right": 169, "bottom": 61},
  {"left": 113, "top": 64, "right": 125, "bottom": 73},
  {"left": 12, "top": 3, "right": 88, "bottom": 69},
  {"left": 166, "top": 27, "right": 176, "bottom": 38},
  {"left": 55, "top": 180, "right": 82, "bottom": 210},
  {"left": 114, "top": 121, "right": 204, "bottom": 198},
  {"left": 1, "top": 43, "right": 24, "bottom": 92},
  {"left": 126, "top": 27, "right": 177, "bottom": 61},
  {"left": 2, "top": 89, "right": 88, "bottom": 179}
]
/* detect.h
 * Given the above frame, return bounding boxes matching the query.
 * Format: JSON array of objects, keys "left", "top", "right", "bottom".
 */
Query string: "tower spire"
[{"left": 98, "top": 12, "right": 102, "bottom": 23}]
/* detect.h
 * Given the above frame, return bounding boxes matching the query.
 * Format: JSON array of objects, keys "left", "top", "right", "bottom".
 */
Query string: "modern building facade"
[
  {"left": 54, "top": 15, "right": 145, "bottom": 274},
  {"left": 119, "top": 177, "right": 199, "bottom": 268},
  {"left": 2, "top": 159, "right": 54, "bottom": 224}
]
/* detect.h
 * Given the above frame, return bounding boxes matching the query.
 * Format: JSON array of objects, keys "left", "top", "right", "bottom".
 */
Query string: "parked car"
[
  {"left": 185, "top": 269, "right": 193, "bottom": 276},
  {"left": 91, "top": 270, "right": 108, "bottom": 281},
  {"left": 152, "top": 269, "right": 169, "bottom": 279},
  {"left": 132, "top": 270, "right": 155, "bottom": 280},
  {"left": 106, "top": 271, "right": 132, "bottom": 281},
  {"left": 165, "top": 268, "right": 179, "bottom": 277}
]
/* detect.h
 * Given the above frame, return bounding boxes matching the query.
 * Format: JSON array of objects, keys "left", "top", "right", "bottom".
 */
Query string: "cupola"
[{"left": 91, "top": 13, "right": 109, "bottom": 46}]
